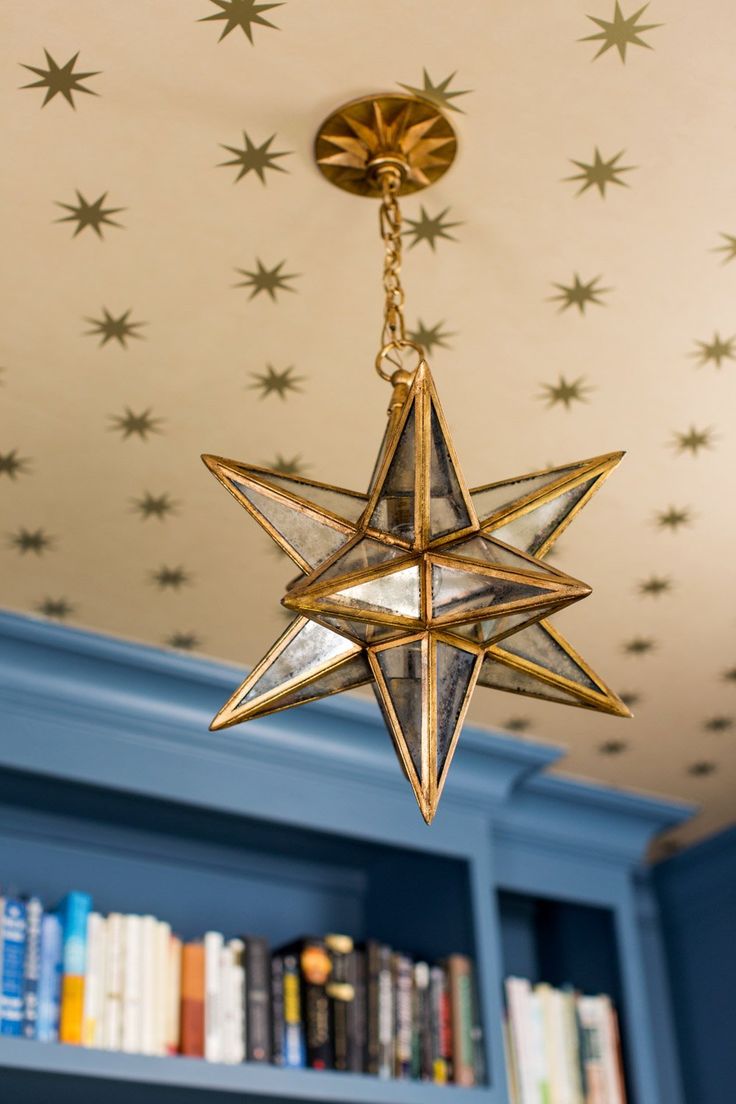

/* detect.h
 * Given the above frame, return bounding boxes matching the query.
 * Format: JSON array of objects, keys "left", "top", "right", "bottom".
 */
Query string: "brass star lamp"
[{"left": 203, "top": 94, "right": 630, "bottom": 824}]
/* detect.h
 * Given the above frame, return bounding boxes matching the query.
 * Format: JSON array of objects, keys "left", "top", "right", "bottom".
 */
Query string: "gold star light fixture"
[{"left": 203, "top": 94, "right": 630, "bottom": 824}]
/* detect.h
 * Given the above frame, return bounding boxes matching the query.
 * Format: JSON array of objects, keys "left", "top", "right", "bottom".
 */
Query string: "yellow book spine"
[{"left": 59, "top": 975, "right": 85, "bottom": 1044}]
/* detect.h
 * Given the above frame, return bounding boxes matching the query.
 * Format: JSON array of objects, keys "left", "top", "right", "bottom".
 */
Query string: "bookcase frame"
[{"left": 0, "top": 611, "right": 691, "bottom": 1104}]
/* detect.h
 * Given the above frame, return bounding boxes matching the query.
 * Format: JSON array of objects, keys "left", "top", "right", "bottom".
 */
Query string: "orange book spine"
[{"left": 180, "top": 942, "right": 205, "bottom": 1057}]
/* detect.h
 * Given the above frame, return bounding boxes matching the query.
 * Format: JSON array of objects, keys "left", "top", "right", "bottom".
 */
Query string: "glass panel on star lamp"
[
  {"left": 232, "top": 480, "right": 350, "bottom": 568},
  {"left": 375, "top": 640, "right": 426, "bottom": 777},
  {"left": 317, "top": 614, "right": 408, "bottom": 646},
  {"left": 428, "top": 408, "right": 472, "bottom": 539},
  {"left": 488, "top": 478, "right": 597, "bottom": 554},
  {"left": 435, "top": 642, "right": 476, "bottom": 780},
  {"left": 368, "top": 406, "right": 416, "bottom": 543},
  {"left": 449, "top": 534, "right": 549, "bottom": 574},
  {"left": 312, "top": 537, "right": 407, "bottom": 586},
  {"left": 477, "top": 655, "right": 582, "bottom": 704},
  {"left": 497, "top": 622, "right": 598, "bottom": 690},
  {"left": 432, "top": 564, "right": 551, "bottom": 620},
  {"left": 240, "top": 620, "right": 357, "bottom": 705},
  {"left": 470, "top": 463, "right": 585, "bottom": 524},
  {"left": 252, "top": 652, "right": 373, "bottom": 712},
  {"left": 328, "top": 565, "right": 421, "bottom": 619},
  {"left": 259, "top": 473, "right": 368, "bottom": 523}
]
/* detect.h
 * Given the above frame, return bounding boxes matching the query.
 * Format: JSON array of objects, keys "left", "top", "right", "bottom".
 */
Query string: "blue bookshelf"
[{"left": 0, "top": 611, "right": 692, "bottom": 1103}]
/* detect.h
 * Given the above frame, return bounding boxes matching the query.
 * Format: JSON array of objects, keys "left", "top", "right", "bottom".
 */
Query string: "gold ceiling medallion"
[
  {"left": 314, "top": 93, "right": 457, "bottom": 197},
  {"left": 203, "top": 92, "right": 630, "bottom": 825}
]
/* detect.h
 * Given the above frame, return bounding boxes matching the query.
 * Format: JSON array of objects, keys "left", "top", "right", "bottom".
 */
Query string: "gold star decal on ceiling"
[
  {"left": 638, "top": 575, "right": 671, "bottom": 596},
  {"left": 713, "top": 233, "right": 736, "bottom": 264},
  {"left": 86, "top": 308, "right": 145, "bottom": 348},
  {"left": 268, "top": 454, "right": 306, "bottom": 475},
  {"left": 581, "top": 2, "right": 662, "bottom": 62},
  {"left": 539, "top": 375, "right": 592, "bottom": 409},
  {"left": 109, "top": 408, "right": 164, "bottom": 441},
  {"left": 20, "top": 50, "right": 100, "bottom": 108},
  {"left": 132, "top": 492, "right": 178, "bottom": 520},
  {"left": 550, "top": 274, "right": 610, "bottom": 314},
  {"left": 624, "top": 637, "right": 656, "bottom": 655},
  {"left": 565, "top": 148, "right": 635, "bottom": 197},
  {"left": 150, "top": 566, "right": 190, "bottom": 591},
  {"left": 249, "top": 364, "right": 303, "bottom": 398},
  {"left": 722, "top": 668, "right": 736, "bottom": 683},
  {"left": 704, "top": 716, "right": 732, "bottom": 732},
  {"left": 692, "top": 332, "right": 735, "bottom": 369},
  {"left": 397, "top": 70, "right": 472, "bottom": 114},
  {"left": 688, "top": 761, "right": 716, "bottom": 777},
  {"left": 656, "top": 506, "right": 691, "bottom": 531},
  {"left": 408, "top": 319, "right": 454, "bottom": 355},
  {"left": 620, "top": 691, "right": 641, "bottom": 708},
  {"left": 219, "top": 132, "right": 291, "bottom": 184},
  {"left": 0, "top": 450, "right": 32, "bottom": 479},
  {"left": 235, "top": 259, "right": 298, "bottom": 301},
  {"left": 404, "top": 206, "right": 461, "bottom": 251},
  {"left": 672, "top": 426, "right": 714, "bottom": 456},
  {"left": 55, "top": 191, "right": 124, "bottom": 238},
  {"left": 8, "top": 528, "right": 55, "bottom": 555},
  {"left": 199, "top": 0, "right": 282, "bottom": 42},
  {"left": 503, "top": 718, "right": 531, "bottom": 733},
  {"left": 599, "top": 739, "right": 628, "bottom": 754},
  {"left": 36, "top": 597, "right": 75, "bottom": 620},
  {"left": 166, "top": 631, "right": 203, "bottom": 651}
]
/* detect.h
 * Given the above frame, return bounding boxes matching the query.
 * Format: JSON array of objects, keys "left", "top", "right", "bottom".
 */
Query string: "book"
[
  {"left": 81, "top": 912, "right": 106, "bottom": 1048},
  {"left": 204, "top": 930, "right": 224, "bottom": 1062},
  {"left": 140, "top": 915, "right": 158, "bottom": 1056},
  {"left": 243, "top": 935, "right": 271, "bottom": 1063},
  {"left": 346, "top": 945, "right": 366, "bottom": 1073},
  {"left": 446, "top": 953, "right": 475, "bottom": 1086},
  {"left": 505, "top": 977, "right": 538, "bottom": 1104},
  {"left": 364, "top": 940, "right": 382, "bottom": 1075},
  {"left": 180, "top": 941, "right": 205, "bottom": 1057},
  {"left": 469, "top": 967, "right": 486, "bottom": 1085},
  {"left": 430, "top": 963, "right": 451, "bottom": 1084},
  {"left": 271, "top": 953, "right": 285, "bottom": 1065},
  {"left": 0, "top": 896, "right": 28, "bottom": 1035},
  {"left": 154, "top": 920, "right": 171, "bottom": 1057},
  {"left": 376, "top": 943, "right": 393, "bottom": 1079},
  {"left": 165, "top": 934, "right": 182, "bottom": 1056},
  {"left": 102, "top": 913, "right": 124, "bottom": 1051},
  {"left": 325, "top": 933, "right": 355, "bottom": 1073},
  {"left": 36, "top": 912, "right": 63, "bottom": 1044},
  {"left": 411, "top": 960, "right": 432, "bottom": 1081},
  {"left": 22, "top": 896, "right": 43, "bottom": 1040},
  {"left": 392, "top": 952, "right": 413, "bottom": 1079},
  {"left": 281, "top": 950, "right": 305, "bottom": 1068},
  {"left": 58, "top": 890, "right": 93, "bottom": 1045},
  {"left": 279, "top": 937, "right": 331, "bottom": 1070},
  {"left": 222, "top": 938, "right": 245, "bottom": 1064},
  {"left": 121, "top": 914, "right": 142, "bottom": 1053},
  {"left": 577, "top": 996, "right": 606, "bottom": 1104}
]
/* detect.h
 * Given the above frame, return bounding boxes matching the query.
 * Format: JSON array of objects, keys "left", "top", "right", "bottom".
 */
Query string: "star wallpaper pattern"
[{"left": 2, "top": 0, "right": 735, "bottom": 853}]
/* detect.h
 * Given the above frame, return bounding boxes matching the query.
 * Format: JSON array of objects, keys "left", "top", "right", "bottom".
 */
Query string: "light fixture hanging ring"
[{"left": 375, "top": 339, "right": 426, "bottom": 381}]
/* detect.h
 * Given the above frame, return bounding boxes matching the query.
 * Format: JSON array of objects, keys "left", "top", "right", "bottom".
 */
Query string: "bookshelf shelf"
[
  {"left": 0, "top": 612, "right": 693, "bottom": 1104},
  {"left": 0, "top": 1038, "right": 495, "bottom": 1103}
]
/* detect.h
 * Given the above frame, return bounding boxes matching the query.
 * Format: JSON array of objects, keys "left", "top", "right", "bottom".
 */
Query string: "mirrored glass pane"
[
  {"left": 328, "top": 565, "right": 421, "bottom": 619},
  {"left": 260, "top": 473, "right": 367, "bottom": 523},
  {"left": 497, "top": 622, "right": 598, "bottom": 690},
  {"left": 232, "top": 480, "right": 349, "bottom": 568},
  {"left": 375, "top": 640, "right": 426, "bottom": 777},
  {"left": 313, "top": 537, "right": 407, "bottom": 586},
  {"left": 432, "top": 564, "right": 551, "bottom": 620},
  {"left": 256, "top": 652, "right": 373, "bottom": 711},
  {"left": 444, "top": 608, "right": 549, "bottom": 647},
  {"left": 449, "top": 535, "right": 549, "bottom": 574},
  {"left": 488, "top": 478, "right": 596, "bottom": 554},
  {"left": 477, "top": 655, "right": 581, "bottom": 704},
  {"left": 435, "top": 642, "right": 476, "bottom": 781},
  {"left": 428, "top": 408, "right": 471, "bottom": 540},
  {"left": 470, "top": 463, "right": 585, "bottom": 524},
  {"left": 369, "top": 406, "right": 416, "bottom": 543},
  {"left": 240, "top": 619, "right": 356, "bottom": 706},
  {"left": 317, "top": 614, "right": 407, "bottom": 646}
]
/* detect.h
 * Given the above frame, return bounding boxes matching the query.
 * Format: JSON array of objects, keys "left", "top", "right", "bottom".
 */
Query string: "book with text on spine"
[
  {"left": 0, "top": 896, "right": 28, "bottom": 1036},
  {"left": 22, "top": 896, "right": 43, "bottom": 1040},
  {"left": 36, "top": 912, "right": 62, "bottom": 1043},
  {"left": 58, "top": 891, "right": 93, "bottom": 1046}
]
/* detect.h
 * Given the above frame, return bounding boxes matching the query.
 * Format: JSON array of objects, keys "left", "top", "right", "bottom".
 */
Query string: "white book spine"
[
  {"left": 219, "top": 942, "right": 237, "bottom": 1064},
  {"left": 505, "top": 978, "right": 537, "bottom": 1104},
  {"left": 154, "top": 921, "right": 171, "bottom": 1057},
  {"left": 166, "top": 936, "right": 182, "bottom": 1056},
  {"left": 82, "top": 913, "right": 106, "bottom": 1048},
  {"left": 139, "top": 915, "right": 158, "bottom": 1056},
  {"left": 598, "top": 996, "right": 626, "bottom": 1104},
  {"left": 227, "top": 938, "right": 246, "bottom": 1065},
  {"left": 102, "top": 913, "right": 124, "bottom": 1050},
  {"left": 122, "top": 915, "right": 142, "bottom": 1053},
  {"left": 204, "top": 931, "right": 224, "bottom": 1063}
]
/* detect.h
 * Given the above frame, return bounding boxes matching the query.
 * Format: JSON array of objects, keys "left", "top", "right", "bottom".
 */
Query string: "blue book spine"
[
  {"left": 282, "top": 953, "right": 306, "bottom": 1068},
  {"left": 23, "top": 897, "right": 43, "bottom": 1039},
  {"left": 57, "top": 890, "right": 93, "bottom": 1045},
  {"left": 0, "top": 897, "right": 28, "bottom": 1035},
  {"left": 36, "top": 913, "right": 63, "bottom": 1043}
]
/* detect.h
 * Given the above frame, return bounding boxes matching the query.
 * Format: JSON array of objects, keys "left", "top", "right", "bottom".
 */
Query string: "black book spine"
[
  {"left": 412, "top": 961, "right": 432, "bottom": 1080},
  {"left": 393, "top": 953, "right": 413, "bottom": 1080},
  {"left": 365, "top": 940, "right": 381, "bottom": 1075},
  {"left": 271, "top": 955, "right": 285, "bottom": 1066},
  {"left": 347, "top": 948, "right": 367, "bottom": 1073},
  {"left": 377, "top": 944, "right": 394, "bottom": 1079},
  {"left": 279, "top": 938, "right": 333, "bottom": 1070},
  {"left": 243, "top": 936, "right": 271, "bottom": 1062},
  {"left": 325, "top": 934, "right": 354, "bottom": 1073}
]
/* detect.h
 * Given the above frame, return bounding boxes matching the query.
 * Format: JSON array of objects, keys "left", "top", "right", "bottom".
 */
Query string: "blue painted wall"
[{"left": 654, "top": 825, "right": 736, "bottom": 1104}]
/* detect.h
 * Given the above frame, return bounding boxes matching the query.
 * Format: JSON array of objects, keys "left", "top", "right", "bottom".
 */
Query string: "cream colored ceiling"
[{"left": 3, "top": 0, "right": 735, "bottom": 853}]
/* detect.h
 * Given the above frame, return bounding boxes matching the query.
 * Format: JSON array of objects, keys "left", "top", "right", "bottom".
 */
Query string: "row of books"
[
  {"left": 0, "top": 890, "right": 484, "bottom": 1086},
  {"left": 504, "top": 978, "right": 628, "bottom": 1104}
]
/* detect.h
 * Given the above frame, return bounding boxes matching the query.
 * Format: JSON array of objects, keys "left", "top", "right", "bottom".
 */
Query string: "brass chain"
[{"left": 379, "top": 169, "right": 406, "bottom": 351}]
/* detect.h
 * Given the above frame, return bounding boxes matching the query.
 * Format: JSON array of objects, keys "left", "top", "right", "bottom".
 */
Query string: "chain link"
[{"left": 379, "top": 170, "right": 406, "bottom": 352}]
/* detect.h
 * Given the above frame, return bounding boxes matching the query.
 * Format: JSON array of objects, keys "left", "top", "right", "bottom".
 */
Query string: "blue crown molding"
[{"left": 0, "top": 611, "right": 693, "bottom": 862}]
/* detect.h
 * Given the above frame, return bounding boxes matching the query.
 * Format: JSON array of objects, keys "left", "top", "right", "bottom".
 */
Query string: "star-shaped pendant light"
[{"left": 203, "top": 93, "right": 630, "bottom": 823}]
